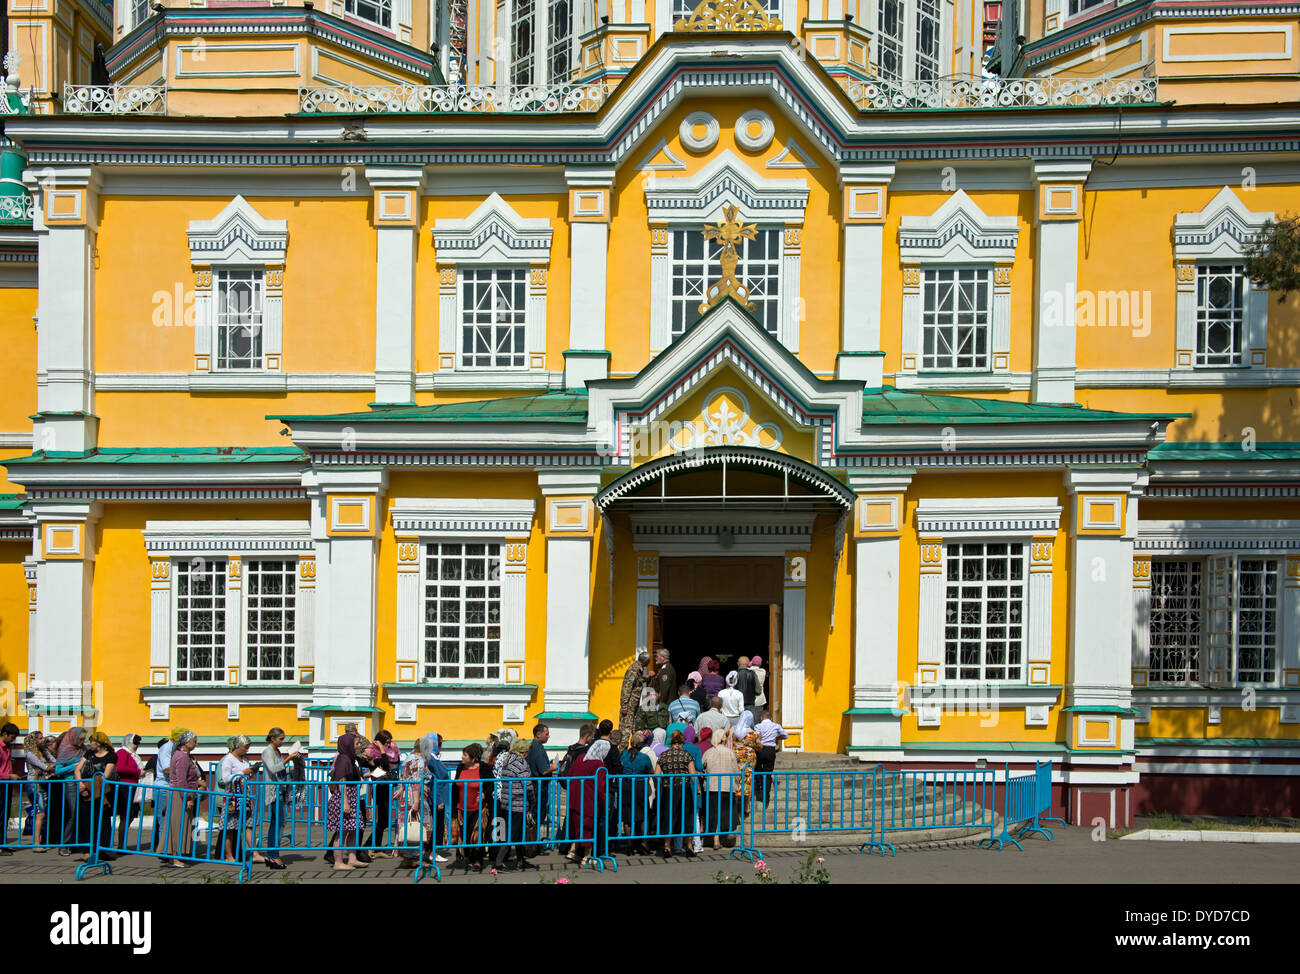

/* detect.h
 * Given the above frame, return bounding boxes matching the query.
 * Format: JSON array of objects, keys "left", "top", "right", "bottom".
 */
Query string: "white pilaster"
[
  {"left": 26, "top": 167, "right": 100, "bottom": 453},
  {"left": 837, "top": 163, "right": 894, "bottom": 386},
  {"left": 366, "top": 166, "right": 425, "bottom": 406},
  {"left": 29, "top": 503, "right": 100, "bottom": 727},
  {"left": 635, "top": 551, "right": 659, "bottom": 654},
  {"left": 305, "top": 469, "right": 387, "bottom": 741},
  {"left": 539, "top": 469, "right": 602, "bottom": 726},
  {"left": 1031, "top": 160, "right": 1090, "bottom": 404},
  {"left": 564, "top": 167, "right": 615, "bottom": 389},
  {"left": 782, "top": 552, "right": 806, "bottom": 751}
]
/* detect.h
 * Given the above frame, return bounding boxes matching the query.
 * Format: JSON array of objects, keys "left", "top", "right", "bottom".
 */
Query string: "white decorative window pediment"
[
  {"left": 914, "top": 497, "right": 1062, "bottom": 538},
  {"left": 187, "top": 195, "right": 288, "bottom": 266},
  {"left": 389, "top": 498, "right": 536, "bottom": 537},
  {"left": 1173, "top": 186, "right": 1273, "bottom": 372},
  {"left": 898, "top": 191, "right": 1019, "bottom": 382},
  {"left": 644, "top": 149, "right": 808, "bottom": 354},
  {"left": 433, "top": 195, "right": 552, "bottom": 382},
  {"left": 186, "top": 197, "right": 287, "bottom": 377}
]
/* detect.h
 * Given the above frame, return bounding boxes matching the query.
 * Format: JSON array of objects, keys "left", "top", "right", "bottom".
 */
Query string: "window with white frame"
[
  {"left": 669, "top": 227, "right": 781, "bottom": 340},
  {"left": 214, "top": 269, "right": 265, "bottom": 370},
  {"left": 346, "top": 0, "right": 393, "bottom": 28},
  {"left": 461, "top": 267, "right": 528, "bottom": 369},
  {"left": 546, "top": 0, "right": 572, "bottom": 83},
  {"left": 423, "top": 542, "right": 503, "bottom": 681},
  {"left": 128, "top": 0, "right": 151, "bottom": 31},
  {"left": 1067, "top": 0, "right": 1107, "bottom": 16},
  {"left": 1173, "top": 187, "right": 1271, "bottom": 373},
  {"left": 943, "top": 542, "right": 1025, "bottom": 682},
  {"left": 914, "top": 0, "right": 941, "bottom": 79},
  {"left": 1194, "top": 264, "right": 1246, "bottom": 367},
  {"left": 434, "top": 194, "right": 552, "bottom": 381},
  {"left": 1146, "top": 556, "right": 1280, "bottom": 685},
  {"left": 646, "top": 151, "right": 808, "bottom": 353},
  {"left": 175, "top": 559, "right": 227, "bottom": 683},
  {"left": 921, "top": 267, "right": 991, "bottom": 370},
  {"left": 245, "top": 559, "right": 297, "bottom": 683},
  {"left": 187, "top": 198, "right": 287, "bottom": 377},
  {"left": 511, "top": 0, "right": 536, "bottom": 84},
  {"left": 877, "top": 0, "right": 905, "bottom": 79},
  {"left": 899, "top": 191, "right": 1017, "bottom": 384}
]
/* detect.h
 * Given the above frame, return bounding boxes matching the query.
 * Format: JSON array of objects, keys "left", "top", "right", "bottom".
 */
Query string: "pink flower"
[
  {"left": 556, "top": 878, "right": 570, "bottom": 885},
  {"left": 754, "top": 859, "right": 766, "bottom": 871},
  {"left": 491, "top": 869, "right": 498, "bottom": 875}
]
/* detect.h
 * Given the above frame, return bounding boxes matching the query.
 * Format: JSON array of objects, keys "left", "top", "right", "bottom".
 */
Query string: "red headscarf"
[{"left": 698, "top": 727, "right": 713, "bottom": 755}]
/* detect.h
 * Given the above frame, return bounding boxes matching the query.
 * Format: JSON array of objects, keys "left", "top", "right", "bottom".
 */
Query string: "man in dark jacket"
[
  {"left": 526, "top": 723, "right": 556, "bottom": 830},
  {"left": 650, "top": 649, "right": 676, "bottom": 707},
  {"left": 736, "top": 657, "right": 759, "bottom": 719}
]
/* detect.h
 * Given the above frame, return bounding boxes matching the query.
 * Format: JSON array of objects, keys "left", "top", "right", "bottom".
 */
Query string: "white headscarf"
[
  {"left": 726, "top": 670, "right": 739, "bottom": 688},
  {"left": 585, "top": 740, "right": 611, "bottom": 763},
  {"left": 733, "top": 711, "right": 756, "bottom": 739}
]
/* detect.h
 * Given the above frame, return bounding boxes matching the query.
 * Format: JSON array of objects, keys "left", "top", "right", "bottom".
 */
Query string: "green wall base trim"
[
  {"left": 1061, "top": 706, "right": 1140, "bottom": 715},
  {"left": 534, "top": 711, "right": 599, "bottom": 721},
  {"left": 843, "top": 707, "right": 907, "bottom": 716}
]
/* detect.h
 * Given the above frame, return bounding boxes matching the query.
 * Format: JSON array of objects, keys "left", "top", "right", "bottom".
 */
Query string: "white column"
[
  {"left": 539, "top": 469, "right": 602, "bottom": 735},
  {"left": 847, "top": 471, "right": 911, "bottom": 753},
  {"left": 305, "top": 469, "right": 387, "bottom": 743},
  {"left": 782, "top": 552, "right": 806, "bottom": 751},
  {"left": 29, "top": 503, "right": 100, "bottom": 730},
  {"left": 1031, "top": 160, "right": 1090, "bottom": 404},
  {"left": 1026, "top": 537, "right": 1054, "bottom": 673},
  {"left": 366, "top": 166, "right": 424, "bottom": 406},
  {"left": 26, "top": 167, "right": 100, "bottom": 453},
  {"left": 564, "top": 167, "right": 615, "bottom": 389},
  {"left": 1131, "top": 554, "right": 1152, "bottom": 680},
  {"left": 837, "top": 163, "right": 894, "bottom": 386}
]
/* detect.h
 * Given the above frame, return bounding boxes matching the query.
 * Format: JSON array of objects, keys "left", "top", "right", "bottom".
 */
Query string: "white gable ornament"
[
  {"left": 186, "top": 195, "right": 288, "bottom": 265},
  {"left": 432, "top": 192, "right": 554, "bottom": 263}
]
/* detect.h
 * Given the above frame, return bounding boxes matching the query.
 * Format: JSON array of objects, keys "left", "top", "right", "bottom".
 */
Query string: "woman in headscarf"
[
  {"left": 619, "top": 731, "right": 655, "bottom": 855},
  {"left": 447, "top": 742, "right": 494, "bottom": 873},
  {"left": 750, "top": 655, "right": 768, "bottom": 714},
  {"left": 417, "top": 732, "right": 451, "bottom": 866},
  {"left": 23, "top": 732, "right": 52, "bottom": 851},
  {"left": 720, "top": 670, "right": 745, "bottom": 727},
  {"left": 491, "top": 737, "right": 536, "bottom": 871},
  {"left": 701, "top": 659, "right": 724, "bottom": 699},
  {"left": 567, "top": 738, "right": 609, "bottom": 865},
  {"left": 50, "top": 727, "right": 86, "bottom": 855},
  {"left": 697, "top": 727, "right": 714, "bottom": 757},
  {"left": 162, "top": 730, "right": 201, "bottom": 868},
  {"left": 730, "top": 712, "right": 760, "bottom": 817},
  {"left": 75, "top": 732, "right": 117, "bottom": 862},
  {"left": 113, "top": 734, "right": 142, "bottom": 853},
  {"left": 702, "top": 727, "right": 741, "bottom": 849},
  {"left": 364, "top": 730, "right": 401, "bottom": 857},
  {"left": 218, "top": 735, "right": 262, "bottom": 864},
  {"left": 394, "top": 738, "right": 427, "bottom": 871},
  {"left": 325, "top": 732, "right": 369, "bottom": 871},
  {"left": 687, "top": 672, "right": 709, "bottom": 714},
  {"left": 649, "top": 727, "right": 668, "bottom": 759}
]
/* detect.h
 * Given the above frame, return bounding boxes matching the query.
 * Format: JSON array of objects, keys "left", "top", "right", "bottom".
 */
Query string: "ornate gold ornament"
[
  {"left": 674, "top": 0, "right": 783, "bottom": 31},
  {"left": 700, "top": 204, "right": 758, "bottom": 314}
]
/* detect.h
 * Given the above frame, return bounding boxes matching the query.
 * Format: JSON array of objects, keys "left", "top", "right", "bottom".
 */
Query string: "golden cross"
[{"left": 700, "top": 204, "right": 758, "bottom": 314}]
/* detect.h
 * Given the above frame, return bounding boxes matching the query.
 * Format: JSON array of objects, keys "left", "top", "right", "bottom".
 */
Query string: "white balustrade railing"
[
  {"left": 298, "top": 82, "right": 610, "bottom": 114},
  {"left": 844, "top": 74, "right": 1159, "bottom": 110},
  {"left": 62, "top": 83, "right": 167, "bottom": 115},
  {"left": 0, "top": 194, "right": 33, "bottom": 224}
]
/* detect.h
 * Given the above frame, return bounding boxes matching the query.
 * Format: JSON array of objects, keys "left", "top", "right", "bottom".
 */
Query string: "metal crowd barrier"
[
  {"left": 749, "top": 768, "right": 882, "bottom": 858},
  {"left": 1, "top": 775, "right": 98, "bottom": 853},
  {"left": 978, "top": 762, "right": 1059, "bottom": 851}
]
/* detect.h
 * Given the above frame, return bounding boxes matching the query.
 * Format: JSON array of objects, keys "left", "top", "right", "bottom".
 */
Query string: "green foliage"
[{"left": 1245, "top": 214, "right": 1300, "bottom": 301}]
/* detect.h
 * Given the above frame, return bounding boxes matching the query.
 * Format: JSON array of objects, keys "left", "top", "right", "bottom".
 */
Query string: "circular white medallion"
[
  {"left": 734, "top": 109, "right": 775, "bottom": 152},
  {"left": 679, "top": 111, "right": 720, "bottom": 153}
]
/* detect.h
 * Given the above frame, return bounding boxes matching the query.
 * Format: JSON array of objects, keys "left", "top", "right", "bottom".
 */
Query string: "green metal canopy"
[
  {"left": 859, "top": 388, "right": 1184, "bottom": 425},
  {"left": 271, "top": 390, "right": 589, "bottom": 425}
]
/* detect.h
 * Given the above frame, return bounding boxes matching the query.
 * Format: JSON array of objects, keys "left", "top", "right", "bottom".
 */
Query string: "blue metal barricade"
[
  {"left": 978, "top": 763, "right": 1051, "bottom": 851},
  {"left": 860, "top": 766, "right": 996, "bottom": 856},
  {"left": 747, "top": 767, "right": 884, "bottom": 860},
  {"left": 78, "top": 774, "right": 250, "bottom": 880},
  {"left": 603, "top": 771, "right": 753, "bottom": 865},
  {"left": 1, "top": 774, "right": 99, "bottom": 854}
]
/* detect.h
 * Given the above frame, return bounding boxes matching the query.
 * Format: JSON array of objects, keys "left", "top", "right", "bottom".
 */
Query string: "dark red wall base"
[{"left": 1135, "top": 774, "right": 1300, "bottom": 818}]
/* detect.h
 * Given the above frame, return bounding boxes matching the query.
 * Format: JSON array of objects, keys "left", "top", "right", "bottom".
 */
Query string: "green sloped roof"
[
  {"left": 272, "top": 390, "right": 590, "bottom": 424},
  {"left": 1138, "top": 737, "right": 1300, "bottom": 748},
  {"left": 1148, "top": 442, "right": 1300, "bottom": 462},
  {"left": 860, "top": 388, "right": 1183, "bottom": 425},
  {"left": 0, "top": 494, "right": 26, "bottom": 510},
  {"left": 2, "top": 447, "right": 308, "bottom": 466}
]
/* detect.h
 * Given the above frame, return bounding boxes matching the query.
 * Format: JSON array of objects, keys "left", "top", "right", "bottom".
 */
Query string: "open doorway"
[{"left": 660, "top": 604, "right": 774, "bottom": 716}]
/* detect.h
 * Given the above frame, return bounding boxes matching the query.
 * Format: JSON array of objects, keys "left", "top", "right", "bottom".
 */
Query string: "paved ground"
[{"left": 5, "top": 824, "right": 1300, "bottom": 884}]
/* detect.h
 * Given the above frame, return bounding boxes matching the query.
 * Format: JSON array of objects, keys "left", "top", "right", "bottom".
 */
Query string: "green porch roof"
[
  {"left": 2, "top": 447, "right": 309, "bottom": 466},
  {"left": 0, "top": 494, "right": 26, "bottom": 510},
  {"left": 1138, "top": 737, "right": 1300, "bottom": 749},
  {"left": 1147, "top": 442, "right": 1300, "bottom": 462},
  {"left": 859, "top": 388, "right": 1184, "bottom": 425},
  {"left": 271, "top": 390, "right": 590, "bottom": 425}
]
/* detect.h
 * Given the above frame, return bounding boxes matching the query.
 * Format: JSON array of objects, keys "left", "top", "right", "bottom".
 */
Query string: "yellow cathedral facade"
[{"left": 0, "top": 0, "right": 1297, "bottom": 827}]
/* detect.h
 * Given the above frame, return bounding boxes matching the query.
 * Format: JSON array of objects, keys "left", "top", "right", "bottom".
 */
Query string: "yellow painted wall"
[
  {"left": 0, "top": 543, "right": 30, "bottom": 694},
  {"left": 89, "top": 502, "right": 310, "bottom": 738},
  {"left": 0, "top": 283, "right": 37, "bottom": 491},
  {"left": 1077, "top": 388, "right": 1300, "bottom": 445},
  {"left": 1143, "top": 706, "right": 1300, "bottom": 741}
]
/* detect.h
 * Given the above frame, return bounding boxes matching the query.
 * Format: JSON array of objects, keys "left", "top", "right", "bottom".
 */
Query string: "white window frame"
[
  {"left": 915, "top": 497, "right": 1061, "bottom": 691},
  {"left": 899, "top": 190, "right": 1017, "bottom": 387},
  {"left": 645, "top": 148, "right": 808, "bottom": 354},
  {"left": 421, "top": 540, "right": 505, "bottom": 683},
  {"left": 503, "top": 0, "right": 578, "bottom": 86},
  {"left": 667, "top": 225, "right": 784, "bottom": 342},
  {"left": 173, "top": 557, "right": 230, "bottom": 684},
  {"left": 389, "top": 500, "right": 535, "bottom": 716},
  {"left": 244, "top": 557, "right": 299, "bottom": 684},
  {"left": 1143, "top": 554, "right": 1282, "bottom": 687},
  {"left": 345, "top": 0, "right": 394, "bottom": 30},
  {"left": 458, "top": 266, "right": 531, "bottom": 371},
  {"left": 1173, "top": 186, "right": 1272, "bottom": 375},
  {"left": 187, "top": 197, "right": 287, "bottom": 379},
  {"left": 144, "top": 522, "right": 314, "bottom": 691},
  {"left": 212, "top": 267, "right": 267, "bottom": 371},
  {"left": 867, "top": 0, "right": 952, "bottom": 80},
  {"left": 434, "top": 194, "right": 552, "bottom": 388},
  {"left": 942, "top": 540, "right": 1029, "bottom": 683},
  {"left": 920, "top": 265, "right": 994, "bottom": 372}
]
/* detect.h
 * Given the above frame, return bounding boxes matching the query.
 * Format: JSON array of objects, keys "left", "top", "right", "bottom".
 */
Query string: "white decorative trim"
[
  {"left": 734, "top": 109, "right": 775, "bottom": 152},
  {"left": 1162, "top": 24, "right": 1293, "bottom": 63},
  {"left": 634, "top": 137, "right": 686, "bottom": 173},
  {"left": 1174, "top": 186, "right": 1274, "bottom": 261},
  {"left": 140, "top": 685, "right": 315, "bottom": 707},
  {"left": 432, "top": 193, "right": 553, "bottom": 262},
  {"left": 767, "top": 138, "right": 820, "bottom": 170},
  {"left": 892, "top": 372, "right": 1033, "bottom": 391},
  {"left": 186, "top": 195, "right": 288, "bottom": 265},
  {"left": 643, "top": 149, "right": 809, "bottom": 224},
  {"left": 383, "top": 683, "right": 538, "bottom": 707},
  {"left": 1135, "top": 520, "right": 1300, "bottom": 552},
  {"left": 679, "top": 110, "right": 719, "bottom": 153},
  {"left": 142, "top": 520, "right": 312, "bottom": 554},
  {"left": 1076, "top": 367, "right": 1300, "bottom": 388},
  {"left": 915, "top": 497, "right": 1063, "bottom": 537},
  {"left": 389, "top": 498, "right": 536, "bottom": 537},
  {"left": 898, "top": 189, "right": 1020, "bottom": 263}
]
